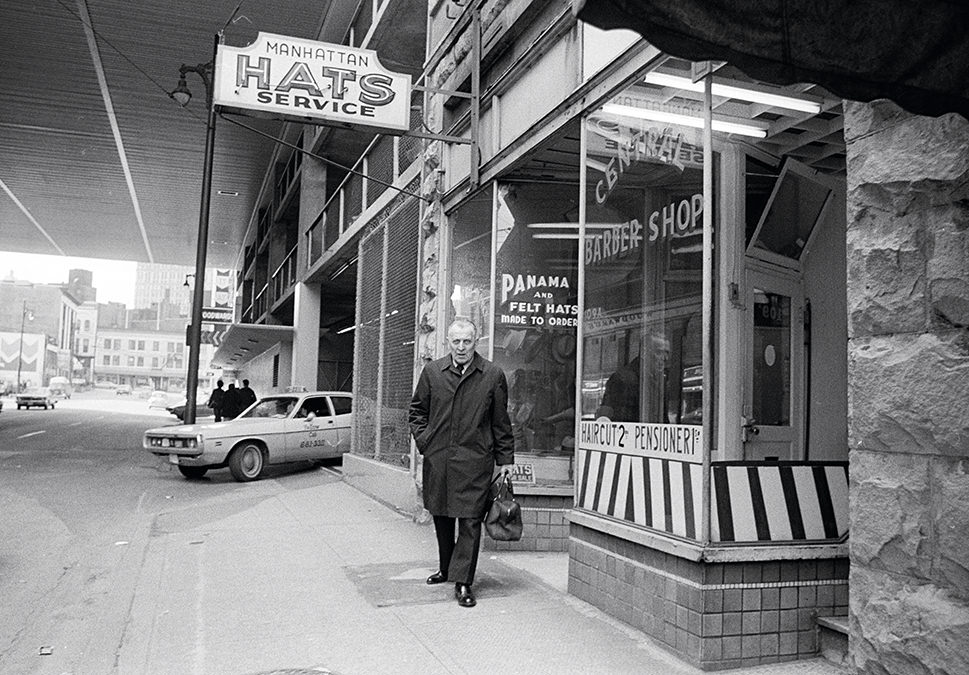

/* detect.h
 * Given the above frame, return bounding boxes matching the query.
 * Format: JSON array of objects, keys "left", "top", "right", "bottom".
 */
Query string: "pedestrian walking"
[
  {"left": 409, "top": 318, "right": 515, "bottom": 608},
  {"left": 239, "top": 378, "right": 257, "bottom": 410},
  {"left": 207, "top": 379, "right": 225, "bottom": 422},
  {"left": 223, "top": 382, "right": 242, "bottom": 420}
]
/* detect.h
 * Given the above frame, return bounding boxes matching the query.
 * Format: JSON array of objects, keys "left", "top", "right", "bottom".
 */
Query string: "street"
[{"left": 0, "top": 391, "right": 336, "bottom": 674}]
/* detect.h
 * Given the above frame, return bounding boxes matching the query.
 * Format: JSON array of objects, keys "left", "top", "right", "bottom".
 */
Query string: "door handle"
[{"left": 741, "top": 416, "right": 759, "bottom": 442}]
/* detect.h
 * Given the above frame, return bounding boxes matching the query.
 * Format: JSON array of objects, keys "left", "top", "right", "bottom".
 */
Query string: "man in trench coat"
[{"left": 409, "top": 318, "right": 515, "bottom": 608}]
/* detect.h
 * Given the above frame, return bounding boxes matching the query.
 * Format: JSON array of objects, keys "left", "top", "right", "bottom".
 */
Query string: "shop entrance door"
[{"left": 743, "top": 264, "right": 804, "bottom": 460}]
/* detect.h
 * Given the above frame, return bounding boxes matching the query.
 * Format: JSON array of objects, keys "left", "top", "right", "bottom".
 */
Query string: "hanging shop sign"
[
  {"left": 213, "top": 269, "right": 235, "bottom": 309},
  {"left": 214, "top": 32, "right": 411, "bottom": 133}
]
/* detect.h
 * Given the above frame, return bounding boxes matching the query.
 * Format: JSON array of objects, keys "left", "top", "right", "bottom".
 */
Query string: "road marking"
[
  {"left": 69, "top": 421, "right": 83, "bottom": 427},
  {"left": 18, "top": 430, "right": 47, "bottom": 439}
]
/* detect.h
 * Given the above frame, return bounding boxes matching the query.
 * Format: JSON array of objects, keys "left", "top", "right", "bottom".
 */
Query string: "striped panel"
[
  {"left": 712, "top": 462, "right": 849, "bottom": 543},
  {"left": 576, "top": 449, "right": 703, "bottom": 540}
]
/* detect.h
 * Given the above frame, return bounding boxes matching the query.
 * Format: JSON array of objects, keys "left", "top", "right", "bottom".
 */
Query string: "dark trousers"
[{"left": 433, "top": 515, "right": 482, "bottom": 585}]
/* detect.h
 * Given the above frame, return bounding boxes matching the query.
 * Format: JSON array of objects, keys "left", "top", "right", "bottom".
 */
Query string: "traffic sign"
[
  {"left": 186, "top": 325, "right": 227, "bottom": 347},
  {"left": 201, "top": 329, "right": 226, "bottom": 347},
  {"left": 202, "top": 307, "right": 233, "bottom": 324}
]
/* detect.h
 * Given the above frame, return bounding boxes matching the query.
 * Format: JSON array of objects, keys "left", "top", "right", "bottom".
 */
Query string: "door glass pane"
[{"left": 752, "top": 289, "right": 790, "bottom": 426}]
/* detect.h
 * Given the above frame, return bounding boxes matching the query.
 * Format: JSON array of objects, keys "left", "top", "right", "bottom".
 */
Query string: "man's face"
[{"left": 448, "top": 324, "right": 477, "bottom": 365}]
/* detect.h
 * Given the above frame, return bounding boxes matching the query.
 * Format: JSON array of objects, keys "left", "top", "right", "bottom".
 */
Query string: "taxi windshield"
[{"left": 239, "top": 396, "right": 298, "bottom": 419}]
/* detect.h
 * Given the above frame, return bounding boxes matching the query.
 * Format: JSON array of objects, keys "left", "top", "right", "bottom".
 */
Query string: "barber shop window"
[
  {"left": 580, "top": 79, "right": 717, "bottom": 427},
  {"left": 448, "top": 190, "right": 494, "bottom": 352},
  {"left": 492, "top": 181, "right": 578, "bottom": 481}
]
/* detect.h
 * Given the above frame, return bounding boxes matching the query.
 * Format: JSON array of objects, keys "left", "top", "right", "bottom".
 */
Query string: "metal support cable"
[{"left": 219, "top": 113, "right": 430, "bottom": 203}]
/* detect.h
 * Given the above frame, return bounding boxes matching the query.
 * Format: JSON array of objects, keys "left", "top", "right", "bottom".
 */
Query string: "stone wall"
[{"left": 845, "top": 100, "right": 969, "bottom": 675}]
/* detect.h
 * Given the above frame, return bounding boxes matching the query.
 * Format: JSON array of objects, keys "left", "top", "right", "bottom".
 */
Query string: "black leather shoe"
[
  {"left": 426, "top": 571, "right": 447, "bottom": 585},
  {"left": 455, "top": 583, "right": 476, "bottom": 608}
]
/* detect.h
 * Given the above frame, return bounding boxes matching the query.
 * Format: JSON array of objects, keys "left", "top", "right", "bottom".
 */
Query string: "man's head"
[
  {"left": 447, "top": 318, "right": 478, "bottom": 366},
  {"left": 243, "top": 379, "right": 249, "bottom": 387},
  {"left": 217, "top": 379, "right": 224, "bottom": 388}
]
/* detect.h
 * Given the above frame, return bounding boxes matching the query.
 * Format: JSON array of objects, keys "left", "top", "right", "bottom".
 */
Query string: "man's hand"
[{"left": 493, "top": 464, "right": 512, "bottom": 480}]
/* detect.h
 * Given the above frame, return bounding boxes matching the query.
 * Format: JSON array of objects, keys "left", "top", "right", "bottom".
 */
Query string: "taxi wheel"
[
  {"left": 178, "top": 466, "right": 208, "bottom": 479},
  {"left": 229, "top": 442, "right": 265, "bottom": 482}
]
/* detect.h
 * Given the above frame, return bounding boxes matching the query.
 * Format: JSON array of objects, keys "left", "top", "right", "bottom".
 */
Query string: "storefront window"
[
  {"left": 492, "top": 182, "right": 578, "bottom": 484},
  {"left": 448, "top": 191, "right": 493, "bottom": 352},
  {"left": 576, "top": 73, "right": 718, "bottom": 538},
  {"left": 581, "top": 102, "right": 708, "bottom": 426}
]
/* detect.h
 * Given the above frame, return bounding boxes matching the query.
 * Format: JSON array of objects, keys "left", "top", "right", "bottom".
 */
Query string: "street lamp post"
[
  {"left": 16, "top": 300, "right": 34, "bottom": 393},
  {"left": 171, "top": 35, "right": 219, "bottom": 425}
]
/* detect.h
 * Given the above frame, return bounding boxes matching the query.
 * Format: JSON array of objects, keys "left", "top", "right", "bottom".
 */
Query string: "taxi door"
[
  {"left": 289, "top": 395, "right": 332, "bottom": 461},
  {"left": 328, "top": 394, "right": 353, "bottom": 455}
]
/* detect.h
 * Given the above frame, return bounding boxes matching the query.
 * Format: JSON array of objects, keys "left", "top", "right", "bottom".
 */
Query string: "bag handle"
[{"left": 489, "top": 472, "right": 515, "bottom": 501}]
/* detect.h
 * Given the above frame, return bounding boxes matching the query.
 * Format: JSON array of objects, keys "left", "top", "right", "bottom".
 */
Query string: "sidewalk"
[{"left": 118, "top": 473, "right": 847, "bottom": 675}]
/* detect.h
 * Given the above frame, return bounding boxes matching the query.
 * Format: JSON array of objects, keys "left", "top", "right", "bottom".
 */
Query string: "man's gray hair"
[{"left": 448, "top": 317, "right": 478, "bottom": 339}]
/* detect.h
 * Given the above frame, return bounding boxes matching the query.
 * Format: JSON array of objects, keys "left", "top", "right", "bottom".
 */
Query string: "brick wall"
[{"left": 568, "top": 523, "right": 848, "bottom": 670}]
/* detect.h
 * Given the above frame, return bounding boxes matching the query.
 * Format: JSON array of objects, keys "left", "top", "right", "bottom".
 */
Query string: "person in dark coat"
[
  {"left": 239, "top": 379, "right": 257, "bottom": 411},
  {"left": 207, "top": 380, "right": 225, "bottom": 422},
  {"left": 222, "top": 382, "right": 243, "bottom": 420},
  {"left": 409, "top": 318, "right": 515, "bottom": 608}
]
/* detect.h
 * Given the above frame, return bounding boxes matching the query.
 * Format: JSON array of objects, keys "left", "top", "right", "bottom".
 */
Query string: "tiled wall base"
[
  {"left": 483, "top": 493, "right": 572, "bottom": 552},
  {"left": 568, "top": 523, "right": 848, "bottom": 670}
]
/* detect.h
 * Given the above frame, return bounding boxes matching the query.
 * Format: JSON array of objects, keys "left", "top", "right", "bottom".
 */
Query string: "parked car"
[
  {"left": 144, "top": 391, "right": 353, "bottom": 481},
  {"left": 115, "top": 384, "right": 133, "bottom": 396},
  {"left": 48, "top": 376, "right": 73, "bottom": 399},
  {"left": 147, "top": 390, "right": 170, "bottom": 409},
  {"left": 17, "top": 387, "right": 56, "bottom": 410},
  {"left": 165, "top": 396, "right": 214, "bottom": 422}
]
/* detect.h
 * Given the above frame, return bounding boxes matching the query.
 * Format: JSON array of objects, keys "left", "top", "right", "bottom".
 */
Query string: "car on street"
[
  {"left": 144, "top": 391, "right": 353, "bottom": 481},
  {"left": 115, "top": 384, "right": 133, "bottom": 396},
  {"left": 17, "top": 387, "right": 56, "bottom": 410},
  {"left": 147, "top": 390, "right": 170, "bottom": 409},
  {"left": 48, "top": 376, "right": 73, "bottom": 399},
  {"left": 165, "top": 395, "right": 213, "bottom": 421}
]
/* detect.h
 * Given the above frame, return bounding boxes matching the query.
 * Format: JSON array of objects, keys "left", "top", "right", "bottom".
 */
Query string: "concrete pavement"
[{"left": 109, "top": 470, "right": 847, "bottom": 675}]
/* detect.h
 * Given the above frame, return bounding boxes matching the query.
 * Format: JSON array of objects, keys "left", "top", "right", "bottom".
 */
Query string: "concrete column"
[
  {"left": 845, "top": 100, "right": 969, "bottom": 675},
  {"left": 291, "top": 282, "right": 321, "bottom": 391}
]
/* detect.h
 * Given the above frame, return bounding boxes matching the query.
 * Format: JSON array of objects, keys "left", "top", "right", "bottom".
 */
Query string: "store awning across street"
[
  {"left": 573, "top": 0, "right": 969, "bottom": 119},
  {"left": 212, "top": 323, "right": 293, "bottom": 368}
]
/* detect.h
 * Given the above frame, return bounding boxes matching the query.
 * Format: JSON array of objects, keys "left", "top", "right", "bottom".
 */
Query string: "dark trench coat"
[{"left": 409, "top": 352, "right": 515, "bottom": 518}]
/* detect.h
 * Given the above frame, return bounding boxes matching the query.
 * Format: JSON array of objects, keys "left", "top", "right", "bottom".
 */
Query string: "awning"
[
  {"left": 573, "top": 0, "right": 969, "bottom": 119},
  {"left": 212, "top": 323, "right": 294, "bottom": 369}
]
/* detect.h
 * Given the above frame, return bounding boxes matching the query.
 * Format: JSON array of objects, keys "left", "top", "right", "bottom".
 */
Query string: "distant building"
[
  {"left": 65, "top": 268, "right": 97, "bottom": 303},
  {"left": 0, "top": 279, "right": 80, "bottom": 387},
  {"left": 94, "top": 327, "right": 217, "bottom": 392}
]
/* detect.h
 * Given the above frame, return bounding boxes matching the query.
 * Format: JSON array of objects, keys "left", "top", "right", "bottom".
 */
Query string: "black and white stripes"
[{"left": 576, "top": 449, "right": 849, "bottom": 544}]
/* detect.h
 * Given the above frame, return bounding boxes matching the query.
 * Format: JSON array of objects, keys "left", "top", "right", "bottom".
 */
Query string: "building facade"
[
  {"left": 94, "top": 327, "right": 216, "bottom": 392},
  {"left": 0, "top": 279, "right": 80, "bottom": 389},
  {"left": 209, "top": 2, "right": 967, "bottom": 673}
]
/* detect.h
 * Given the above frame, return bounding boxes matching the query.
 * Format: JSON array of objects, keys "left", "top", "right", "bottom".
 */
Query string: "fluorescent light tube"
[
  {"left": 601, "top": 103, "right": 768, "bottom": 138},
  {"left": 644, "top": 72, "right": 822, "bottom": 114}
]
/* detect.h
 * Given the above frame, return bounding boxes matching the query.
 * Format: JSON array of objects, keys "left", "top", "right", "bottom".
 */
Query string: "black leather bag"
[{"left": 483, "top": 474, "right": 523, "bottom": 541}]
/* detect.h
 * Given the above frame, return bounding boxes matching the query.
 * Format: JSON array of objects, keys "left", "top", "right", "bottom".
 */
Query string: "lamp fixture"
[
  {"left": 169, "top": 62, "right": 213, "bottom": 108},
  {"left": 601, "top": 103, "right": 769, "bottom": 138},
  {"left": 170, "top": 73, "right": 192, "bottom": 106},
  {"left": 643, "top": 72, "right": 822, "bottom": 114}
]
